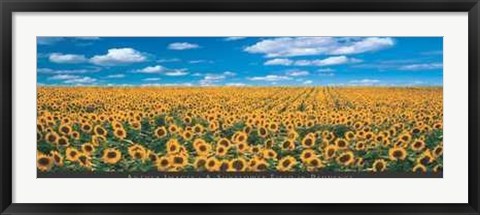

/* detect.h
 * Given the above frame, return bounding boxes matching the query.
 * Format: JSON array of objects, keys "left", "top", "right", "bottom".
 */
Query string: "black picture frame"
[{"left": 1, "top": 0, "right": 479, "bottom": 214}]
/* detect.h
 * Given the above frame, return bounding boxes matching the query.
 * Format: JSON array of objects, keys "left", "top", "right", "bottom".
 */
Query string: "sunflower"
[
  {"left": 417, "top": 151, "right": 434, "bottom": 166},
  {"left": 236, "top": 142, "right": 249, "bottom": 153},
  {"left": 412, "top": 163, "right": 427, "bottom": 172},
  {"left": 131, "top": 121, "right": 141, "bottom": 130},
  {"left": 147, "top": 150, "right": 158, "bottom": 163},
  {"left": 50, "top": 151, "right": 63, "bottom": 167},
  {"left": 156, "top": 156, "right": 170, "bottom": 171},
  {"left": 287, "top": 130, "right": 299, "bottom": 140},
  {"left": 194, "top": 142, "right": 212, "bottom": 156},
  {"left": 264, "top": 139, "right": 274, "bottom": 148},
  {"left": 372, "top": 159, "right": 387, "bottom": 172},
  {"left": 433, "top": 165, "right": 443, "bottom": 172},
  {"left": 334, "top": 138, "right": 349, "bottom": 150},
  {"left": 217, "top": 138, "right": 231, "bottom": 148},
  {"left": 70, "top": 131, "right": 80, "bottom": 140},
  {"left": 301, "top": 134, "right": 316, "bottom": 148},
  {"left": 388, "top": 147, "right": 407, "bottom": 161},
  {"left": 102, "top": 148, "right": 122, "bottom": 164},
  {"left": 277, "top": 156, "right": 297, "bottom": 172},
  {"left": 206, "top": 157, "right": 220, "bottom": 172},
  {"left": 411, "top": 139, "right": 426, "bottom": 152},
  {"left": 433, "top": 145, "right": 443, "bottom": 158},
  {"left": 45, "top": 132, "right": 59, "bottom": 144},
  {"left": 344, "top": 131, "right": 355, "bottom": 141},
  {"left": 233, "top": 131, "right": 248, "bottom": 143},
  {"left": 57, "top": 136, "right": 70, "bottom": 147},
  {"left": 182, "top": 130, "right": 193, "bottom": 140},
  {"left": 94, "top": 125, "right": 107, "bottom": 137},
  {"left": 355, "top": 141, "right": 366, "bottom": 151},
  {"left": 398, "top": 133, "right": 412, "bottom": 143},
  {"left": 364, "top": 131, "right": 375, "bottom": 141},
  {"left": 166, "top": 139, "right": 181, "bottom": 154},
  {"left": 58, "top": 124, "right": 72, "bottom": 135},
  {"left": 194, "top": 157, "right": 208, "bottom": 171},
  {"left": 193, "top": 124, "right": 204, "bottom": 134},
  {"left": 300, "top": 149, "right": 316, "bottom": 163},
  {"left": 81, "top": 143, "right": 95, "bottom": 155},
  {"left": 324, "top": 145, "right": 337, "bottom": 160},
  {"left": 65, "top": 147, "right": 80, "bottom": 162},
  {"left": 336, "top": 151, "right": 355, "bottom": 166},
  {"left": 91, "top": 134, "right": 106, "bottom": 146},
  {"left": 216, "top": 145, "right": 228, "bottom": 156},
  {"left": 169, "top": 154, "right": 188, "bottom": 168},
  {"left": 128, "top": 144, "right": 147, "bottom": 161},
  {"left": 154, "top": 126, "right": 167, "bottom": 138},
  {"left": 268, "top": 123, "right": 279, "bottom": 132},
  {"left": 307, "top": 157, "right": 324, "bottom": 169},
  {"left": 77, "top": 153, "right": 92, "bottom": 169},
  {"left": 229, "top": 158, "right": 247, "bottom": 172},
  {"left": 281, "top": 139, "right": 295, "bottom": 151},
  {"left": 257, "top": 126, "right": 268, "bottom": 138},
  {"left": 253, "top": 160, "right": 269, "bottom": 172},
  {"left": 168, "top": 124, "right": 179, "bottom": 134},
  {"left": 219, "top": 160, "right": 230, "bottom": 172},
  {"left": 113, "top": 128, "right": 127, "bottom": 140},
  {"left": 37, "top": 153, "right": 54, "bottom": 172},
  {"left": 262, "top": 149, "right": 277, "bottom": 160}
]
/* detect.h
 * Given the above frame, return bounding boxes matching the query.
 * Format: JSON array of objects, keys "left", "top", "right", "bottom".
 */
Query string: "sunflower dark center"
[
  {"left": 107, "top": 152, "right": 116, "bottom": 158},
  {"left": 257, "top": 164, "right": 267, "bottom": 170},
  {"left": 282, "top": 160, "right": 291, "bottom": 168},
  {"left": 48, "top": 135, "right": 56, "bottom": 142},
  {"left": 232, "top": 160, "right": 244, "bottom": 170},
  {"left": 38, "top": 157, "right": 50, "bottom": 165},
  {"left": 375, "top": 162, "right": 384, "bottom": 170},
  {"left": 393, "top": 150, "right": 403, "bottom": 158},
  {"left": 339, "top": 155, "right": 350, "bottom": 163},
  {"left": 174, "top": 157, "right": 183, "bottom": 164}
]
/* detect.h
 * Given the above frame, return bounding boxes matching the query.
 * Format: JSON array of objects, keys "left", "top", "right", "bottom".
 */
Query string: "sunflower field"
[{"left": 36, "top": 87, "right": 443, "bottom": 175}]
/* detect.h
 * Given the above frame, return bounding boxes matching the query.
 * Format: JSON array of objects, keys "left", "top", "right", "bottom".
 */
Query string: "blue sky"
[{"left": 37, "top": 37, "right": 443, "bottom": 87}]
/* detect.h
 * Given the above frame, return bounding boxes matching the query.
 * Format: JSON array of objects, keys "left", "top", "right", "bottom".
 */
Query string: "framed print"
[{"left": 1, "top": 0, "right": 479, "bottom": 214}]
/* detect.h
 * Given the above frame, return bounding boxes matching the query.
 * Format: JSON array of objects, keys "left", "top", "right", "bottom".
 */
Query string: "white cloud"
[
  {"left": 189, "top": 60, "right": 213, "bottom": 64},
  {"left": 264, "top": 58, "right": 293, "bottom": 66},
  {"left": 317, "top": 68, "right": 335, "bottom": 72},
  {"left": 244, "top": 37, "right": 394, "bottom": 57},
  {"left": 226, "top": 82, "right": 247, "bottom": 86},
  {"left": 49, "top": 74, "right": 80, "bottom": 80},
  {"left": 223, "top": 71, "right": 236, "bottom": 76},
  {"left": 191, "top": 73, "right": 203, "bottom": 77},
  {"left": 225, "top": 37, "right": 246, "bottom": 41},
  {"left": 303, "top": 80, "right": 313, "bottom": 85},
  {"left": 135, "top": 65, "right": 167, "bottom": 73},
  {"left": 294, "top": 56, "right": 361, "bottom": 66},
  {"left": 199, "top": 74, "right": 226, "bottom": 86},
  {"left": 90, "top": 48, "right": 147, "bottom": 66},
  {"left": 49, "top": 53, "right": 87, "bottom": 64},
  {"left": 143, "top": 78, "right": 161, "bottom": 81},
  {"left": 106, "top": 74, "right": 125, "bottom": 78},
  {"left": 349, "top": 79, "right": 381, "bottom": 85},
  {"left": 165, "top": 70, "right": 189, "bottom": 76},
  {"left": 286, "top": 70, "right": 309, "bottom": 77},
  {"left": 168, "top": 42, "right": 200, "bottom": 50},
  {"left": 60, "top": 76, "right": 97, "bottom": 84},
  {"left": 248, "top": 75, "right": 292, "bottom": 82},
  {"left": 38, "top": 67, "right": 100, "bottom": 74},
  {"left": 157, "top": 58, "right": 180, "bottom": 63},
  {"left": 399, "top": 63, "right": 443, "bottom": 71}
]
